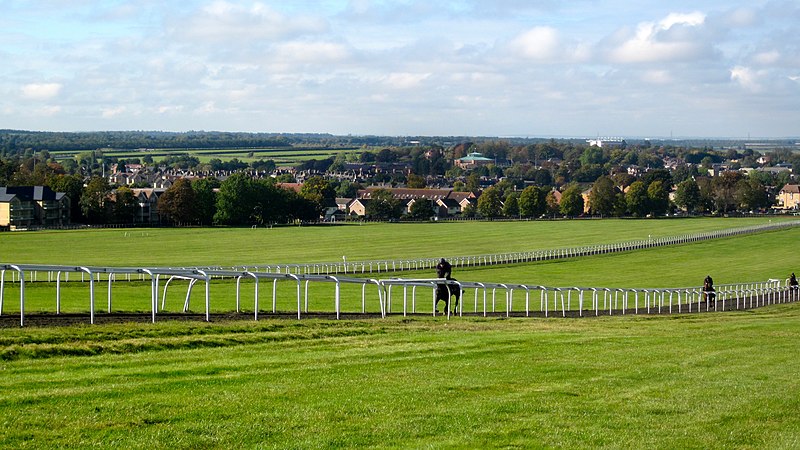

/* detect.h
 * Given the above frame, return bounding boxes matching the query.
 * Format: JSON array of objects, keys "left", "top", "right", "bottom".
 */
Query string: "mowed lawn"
[
  {"left": 1, "top": 306, "right": 799, "bottom": 448},
  {"left": 1, "top": 219, "right": 800, "bottom": 448},
  {"left": 2, "top": 224, "right": 798, "bottom": 315},
  {"left": 0, "top": 217, "right": 792, "bottom": 267}
]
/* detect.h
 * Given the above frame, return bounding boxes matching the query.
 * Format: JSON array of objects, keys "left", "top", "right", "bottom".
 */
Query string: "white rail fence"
[
  {"left": 1, "top": 263, "right": 798, "bottom": 326},
  {"left": 2, "top": 221, "right": 799, "bottom": 287}
]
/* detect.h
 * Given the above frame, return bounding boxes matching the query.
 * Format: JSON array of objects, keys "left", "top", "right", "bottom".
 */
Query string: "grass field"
[
  {"left": 0, "top": 217, "right": 791, "bottom": 266},
  {"left": 1, "top": 220, "right": 798, "bottom": 316},
  {"left": 51, "top": 146, "right": 358, "bottom": 166},
  {"left": 2, "top": 219, "right": 800, "bottom": 447},
  {"left": 1, "top": 305, "right": 799, "bottom": 447}
]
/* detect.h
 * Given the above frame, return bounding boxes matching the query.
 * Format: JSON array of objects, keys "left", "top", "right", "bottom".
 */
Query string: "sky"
[{"left": 1, "top": 0, "right": 799, "bottom": 138}]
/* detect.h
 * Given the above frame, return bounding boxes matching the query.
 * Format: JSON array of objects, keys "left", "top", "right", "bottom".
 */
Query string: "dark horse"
[
  {"left": 436, "top": 280, "right": 462, "bottom": 315},
  {"left": 703, "top": 275, "right": 716, "bottom": 306}
]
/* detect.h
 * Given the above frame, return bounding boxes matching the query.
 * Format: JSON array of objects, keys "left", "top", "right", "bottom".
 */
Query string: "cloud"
[
  {"left": 272, "top": 41, "right": 352, "bottom": 65},
  {"left": 177, "top": 1, "right": 328, "bottom": 42},
  {"left": 606, "top": 11, "right": 713, "bottom": 63},
  {"left": 509, "top": 27, "right": 561, "bottom": 60},
  {"left": 101, "top": 106, "right": 126, "bottom": 118},
  {"left": 382, "top": 72, "right": 431, "bottom": 89},
  {"left": 21, "top": 83, "right": 63, "bottom": 100},
  {"left": 730, "top": 66, "right": 762, "bottom": 92},
  {"left": 752, "top": 50, "right": 780, "bottom": 65}
]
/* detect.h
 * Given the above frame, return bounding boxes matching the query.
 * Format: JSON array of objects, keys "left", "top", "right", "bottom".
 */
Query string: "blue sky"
[{"left": 2, "top": 0, "right": 799, "bottom": 138}]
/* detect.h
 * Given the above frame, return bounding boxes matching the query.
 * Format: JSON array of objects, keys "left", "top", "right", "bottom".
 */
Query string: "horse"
[
  {"left": 436, "top": 280, "right": 462, "bottom": 315},
  {"left": 703, "top": 279, "right": 716, "bottom": 306}
]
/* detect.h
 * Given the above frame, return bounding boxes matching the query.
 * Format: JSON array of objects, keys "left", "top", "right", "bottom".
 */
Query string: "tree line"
[{"left": 1, "top": 134, "right": 795, "bottom": 225}]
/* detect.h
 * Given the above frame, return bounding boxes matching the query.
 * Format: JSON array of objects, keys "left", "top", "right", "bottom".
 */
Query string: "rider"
[
  {"left": 436, "top": 258, "right": 452, "bottom": 280},
  {"left": 703, "top": 275, "right": 715, "bottom": 304},
  {"left": 790, "top": 273, "right": 798, "bottom": 289}
]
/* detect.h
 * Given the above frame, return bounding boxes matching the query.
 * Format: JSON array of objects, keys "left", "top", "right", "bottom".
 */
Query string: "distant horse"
[
  {"left": 436, "top": 280, "right": 462, "bottom": 315},
  {"left": 703, "top": 279, "right": 716, "bottom": 306}
]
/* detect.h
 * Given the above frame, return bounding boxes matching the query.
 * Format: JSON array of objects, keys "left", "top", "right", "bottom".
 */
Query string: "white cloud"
[
  {"left": 642, "top": 70, "right": 673, "bottom": 84},
  {"left": 36, "top": 105, "right": 62, "bottom": 116},
  {"left": 730, "top": 66, "right": 762, "bottom": 92},
  {"left": 383, "top": 72, "right": 431, "bottom": 89},
  {"left": 101, "top": 106, "right": 126, "bottom": 118},
  {"left": 21, "top": 83, "right": 62, "bottom": 100},
  {"left": 272, "top": 41, "right": 351, "bottom": 64},
  {"left": 509, "top": 27, "right": 561, "bottom": 60},
  {"left": 752, "top": 50, "right": 780, "bottom": 65},
  {"left": 2, "top": 1, "right": 799, "bottom": 137},
  {"left": 177, "top": 1, "right": 328, "bottom": 42},
  {"left": 607, "top": 11, "right": 711, "bottom": 63}
]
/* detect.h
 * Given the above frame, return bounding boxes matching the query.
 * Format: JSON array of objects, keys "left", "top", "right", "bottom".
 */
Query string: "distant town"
[{"left": 1, "top": 130, "right": 798, "bottom": 230}]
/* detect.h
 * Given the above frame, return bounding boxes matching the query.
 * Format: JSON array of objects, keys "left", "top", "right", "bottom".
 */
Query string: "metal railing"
[{"left": 1, "top": 263, "right": 798, "bottom": 326}]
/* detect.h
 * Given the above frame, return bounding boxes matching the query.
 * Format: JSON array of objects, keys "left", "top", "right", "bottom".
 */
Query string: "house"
[
  {"left": 777, "top": 184, "right": 800, "bottom": 210},
  {"left": 348, "top": 198, "right": 370, "bottom": 217},
  {"left": 323, "top": 206, "right": 346, "bottom": 222},
  {"left": 455, "top": 152, "right": 494, "bottom": 170},
  {"left": 581, "top": 188, "right": 593, "bottom": 214},
  {"left": 349, "top": 188, "right": 477, "bottom": 217},
  {"left": 587, "top": 138, "right": 625, "bottom": 148},
  {"left": 131, "top": 188, "right": 165, "bottom": 224},
  {"left": 0, "top": 186, "right": 70, "bottom": 229},
  {"left": 335, "top": 198, "right": 352, "bottom": 212}
]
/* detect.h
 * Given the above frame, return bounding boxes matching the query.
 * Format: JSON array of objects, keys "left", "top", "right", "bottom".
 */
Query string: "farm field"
[
  {"left": 0, "top": 217, "right": 792, "bottom": 267},
  {"left": 1, "top": 305, "right": 799, "bottom": 447},
  {"left": 50, "top": 146, "right": 359, "bottom": 166}
]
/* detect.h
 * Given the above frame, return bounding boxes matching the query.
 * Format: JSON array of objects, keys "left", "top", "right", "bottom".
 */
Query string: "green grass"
[
  {"left": 3, "top": 225, "right": 797, "bottom": 315},
  {"left": 0, "top": 217, "right": 791, "bottom": 266},
  {"left": 1, "top": 306, "right": 799, "bottom": 447},
  {"left": 1, "top": 219, "right": 799, "bottom": 447}
]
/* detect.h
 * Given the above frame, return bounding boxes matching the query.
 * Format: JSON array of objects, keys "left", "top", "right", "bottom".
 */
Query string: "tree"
[
  {"left": 300, "top": 176, "right": 335, "bottom": 220},
  {"left": 158, "top": 179, "right": 197, "bottom": 225},
  {"left": 406, "top": 173, "right": 426, "bottom": 188},
  {"left": 193, "top": 177, "right": 219, "bottom": 226},
  {"left": 214, "top": 173, "right": 254, "bottom": 225},
  {"left": 674, "top": 179, "right": 702, "bottom": 213},
  {"left": 642, "top": 169, "right": 673, "bottom": 191},
  {"left": 519, "top": 185, "right": 546, "bottom": 218},
  {"left": 365, "top": 189, "right": 402, "bottom": 220},
  {"left": 465, "top": 173, "right": 480, "bottom": 192},
  {"left": 559, "top": 184, "right": 584, "bottom": 217},
  {"left": 545, "top": 191, "right": 560, "bottom": 216},
  {"left": 736, "top": 178, "right": 771, "bottom": 212},
  {"left": 647, "top": 180, "right": 670, "bottom": 215},
  {"left": 477, "top": 187, "right": 502, "bottom": 219},
  {"left": 48, "top": 174, "right": 84, "bottom": 222},
  {"left": 408, "top": 198, "right": 435, "bottom": 220},
  {"left": 626, "top": 181, "right": 649, "bottom": 217},
  {"left": 588, "top": 176, "right": 616, "bottom": 216},
  {"left": 462, "top": 202, "right": 477, "bottom": 218},
  {"left": 712, "top": 171, "right": 743, "bottom": 213},
  {"left": 502, "top": 192, "right": 520, "bottom": 218},
  {"left": 80, "top": 176, "right": 111, "bottom": 224},
  {"left": 113, "top": 186, "right": 138, "bottom": 224}
]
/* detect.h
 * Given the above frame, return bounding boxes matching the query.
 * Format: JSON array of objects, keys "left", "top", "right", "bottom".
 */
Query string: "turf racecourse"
[
  {"left": 2, "top": 219, "right": 798, "bottom": 316},
  {"left": 0, "top": 217, "right": 791, "bottom": 266},
  {"left": 2, "top": 218, "right": 800, "bottom": 447},
  {"left": 1, "top": 306, "right": 799, "bottom": 448}
]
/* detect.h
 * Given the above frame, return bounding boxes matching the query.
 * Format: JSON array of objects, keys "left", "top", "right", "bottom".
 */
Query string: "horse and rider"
[
  {"left": 435, "top": 258, "right": 461, "bottom": 314},
  {"left": 703, "top": 275, "right": 716, "bottom": 306},
  {"left": 790, "top": 273, "right": 799, "bottom": 298}
]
